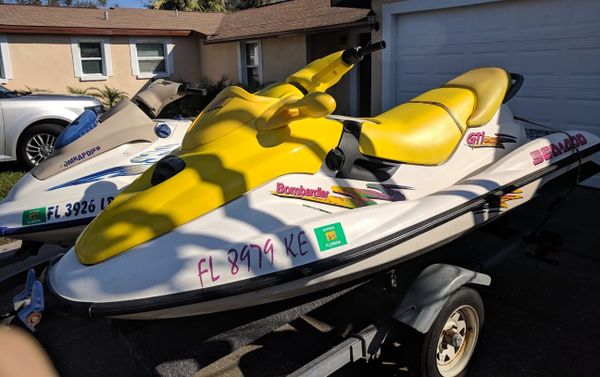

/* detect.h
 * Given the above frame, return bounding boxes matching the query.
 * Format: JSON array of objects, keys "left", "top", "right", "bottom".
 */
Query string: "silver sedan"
[{"left": 0, "top": 85, "right": 102, "bottom": 168}]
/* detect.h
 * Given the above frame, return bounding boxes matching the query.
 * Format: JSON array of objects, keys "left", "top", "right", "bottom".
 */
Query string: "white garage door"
[{"left": 384, "top": 0, "right": 600, "bottom": 136}]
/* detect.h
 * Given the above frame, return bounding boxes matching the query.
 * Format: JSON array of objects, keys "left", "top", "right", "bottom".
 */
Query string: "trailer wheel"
[{"left": 407, "top": 287, "right": 483, "bottom": 377}]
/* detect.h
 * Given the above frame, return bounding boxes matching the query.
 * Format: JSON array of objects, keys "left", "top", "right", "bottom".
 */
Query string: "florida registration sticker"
[
  {"left": 22, "top": 208, "right": 47, "bottom": 225},
  {"left": 314, "top": 222, "right": 347, "bottom": 251}
]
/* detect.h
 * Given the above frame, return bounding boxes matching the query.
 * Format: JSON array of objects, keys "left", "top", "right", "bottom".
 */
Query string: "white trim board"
[{"left": 0, "top": 34, "right": 13, "bottom": 84}]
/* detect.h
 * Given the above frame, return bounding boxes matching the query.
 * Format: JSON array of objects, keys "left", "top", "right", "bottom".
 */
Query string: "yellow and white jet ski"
[
  {"left": 0, "top": 80, "right": 203, "bottom": 246},
  {"left": 47, "top": 42, "right": 600, "bottom": 319}
]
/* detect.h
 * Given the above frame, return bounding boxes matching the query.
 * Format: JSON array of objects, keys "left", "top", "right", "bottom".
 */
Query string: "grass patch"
[
  {"left": 0, "top": 170, "right": 25, "bottom": 199},
  {"left": 0, "top": 167, "right": 25, "bottom": 247}
]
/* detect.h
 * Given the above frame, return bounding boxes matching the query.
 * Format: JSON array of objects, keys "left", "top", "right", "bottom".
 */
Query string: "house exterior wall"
[
  {"left": 2, "top": 34, "right": 202, "bottom": 97},
  {"left": 198, "top": 41, "right": 239, "bottom": 83},
  {"left": 261, "top": 35, "right": 307, "bottom": 85}
]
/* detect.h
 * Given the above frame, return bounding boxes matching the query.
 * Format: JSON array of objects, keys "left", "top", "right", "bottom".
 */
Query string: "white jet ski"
[
  {"left": 0, "top": 80, "right": 204, "bottom": 246},
  {"left": 46, "top": 42, "right": 600, "bottom": 319}
]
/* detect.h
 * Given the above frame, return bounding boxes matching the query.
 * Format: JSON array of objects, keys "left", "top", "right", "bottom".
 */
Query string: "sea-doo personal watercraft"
[
  {"left": 0, "top": 80, "right": 204, "bottom": 245},
  {"left": 47, "top": 42, "right": 600, "bottom": 319}
]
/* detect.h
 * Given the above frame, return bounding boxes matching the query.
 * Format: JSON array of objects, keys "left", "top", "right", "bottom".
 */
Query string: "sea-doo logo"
[
  {"left": 530, "top": 133, "right": 587, "bottom": 165},
  {"left": 63, "top": 146, "right": 101, "bottom": 167}
]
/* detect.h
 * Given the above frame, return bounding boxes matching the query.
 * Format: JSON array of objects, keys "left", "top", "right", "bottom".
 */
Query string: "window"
[
  {"left": 130, "top": 39, "right": 173, "bottom": 79},
  {"left": 0, "top": 34, "right": 12, "bottom": 84},
  {"left": 240, "top": 41, "right": 262, "bottom": 89},
  {"left": 70, "top": 37, "right": 112, "bottom": 81},
  {"left": 79, "top": 42, "right": 104, "bottom": 75}
]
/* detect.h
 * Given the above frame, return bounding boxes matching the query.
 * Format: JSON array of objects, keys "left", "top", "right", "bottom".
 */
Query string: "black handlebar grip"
[
  {"left": 342, "top": 40, "right": 387, "bottom": 65},
  {"left": 358, "top": 41, "right": 387, "bottom": 57}
]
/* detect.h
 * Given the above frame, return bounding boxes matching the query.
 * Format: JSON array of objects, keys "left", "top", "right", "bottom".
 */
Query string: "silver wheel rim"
[
  {"left": 435, "top": 305, "right": 480, "bottom": 377},
  {"left": 25, "top": 133, "right": 56, "bottom": 166}
]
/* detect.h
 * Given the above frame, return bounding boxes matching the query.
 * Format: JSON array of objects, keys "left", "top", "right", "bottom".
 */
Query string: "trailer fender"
[{"left": 393, "top": 264, "right": 490, "bottom": 334}]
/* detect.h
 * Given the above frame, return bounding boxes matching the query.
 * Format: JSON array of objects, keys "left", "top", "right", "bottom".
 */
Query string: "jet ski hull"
[
  {"left": 0, "top": 119, "right": 190, "bottom": 245},
  {"left": 48, "top": 130, "right": 600, "bottom": 319}
]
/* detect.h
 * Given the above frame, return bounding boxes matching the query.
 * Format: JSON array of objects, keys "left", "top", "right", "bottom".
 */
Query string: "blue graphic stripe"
[{"left": 47, "top": 165, "right": 149, "bottom": 191}]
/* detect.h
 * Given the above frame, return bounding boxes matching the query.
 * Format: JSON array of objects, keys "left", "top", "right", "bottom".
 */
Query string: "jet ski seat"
[{"left": 359, "top": 67, "right": 510, "bottom": 165}]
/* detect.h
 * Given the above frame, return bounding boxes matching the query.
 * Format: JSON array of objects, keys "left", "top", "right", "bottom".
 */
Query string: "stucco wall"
[
  {"left": 261, "top": 35, "right": 307, "bottom": 85},
  {"left": 3, "top": 34, "right": 202, "bottom": 97},
  {"left": 199, "top": 35, "right": 307, "bottom": 87},
  {"left": 198, "top": 41, "right": 239, "bottom": 84}
]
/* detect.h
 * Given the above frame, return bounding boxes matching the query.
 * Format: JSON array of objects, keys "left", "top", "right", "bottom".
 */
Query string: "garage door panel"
[
  {"left": 434, "top": 53, "right": 465, "bottom": 76},
  {"left": 390, "top": 0, "right": 600, "bottom": 137}
]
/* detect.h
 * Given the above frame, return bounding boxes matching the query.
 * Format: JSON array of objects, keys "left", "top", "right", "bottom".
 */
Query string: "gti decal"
[
  {"left": 63, "top": 146, "right": 101, "bottom": 167},
  {"left": 530, "top": 133, "right": 587, "bottom": 166},
  {"left": 466, "top": 132, "right": 517, "bottom": 149},
  {"left": 47, "top": 165, "right": 147, "bottom": 191},
  {"left": 273, "top": 183, "right": 412, "bottom": 209}
]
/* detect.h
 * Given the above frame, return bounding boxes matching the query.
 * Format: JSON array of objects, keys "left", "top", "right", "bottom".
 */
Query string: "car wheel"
[{"left": 18, "top": 123, "right": 64, "bottom": 169}]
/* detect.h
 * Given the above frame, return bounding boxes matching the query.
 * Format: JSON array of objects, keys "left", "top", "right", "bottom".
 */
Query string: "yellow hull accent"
[
  {"left": 75, "top": 84, "right": 342, "bottom": 265},
  {"left": 76, "top": 117, "right": 342, "bottom": 265}
]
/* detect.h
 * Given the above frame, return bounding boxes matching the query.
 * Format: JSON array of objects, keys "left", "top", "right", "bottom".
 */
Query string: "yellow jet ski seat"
[{"left": 359, "top": 67, "right": 510, "bottom": 165}]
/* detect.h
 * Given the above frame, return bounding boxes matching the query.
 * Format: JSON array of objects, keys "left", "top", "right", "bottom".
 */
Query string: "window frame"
[
  {"left": 0, "top": 34, "right": 13, "bottom": 84},
  {"left": 70, "top": 37, "right": 112, "bottom": 82},
  {"left": 239, "top": 40, "right": 263, "bottom": 88},
  {"left": 129, "top": 38, "right": 174, "bottom": 79}
]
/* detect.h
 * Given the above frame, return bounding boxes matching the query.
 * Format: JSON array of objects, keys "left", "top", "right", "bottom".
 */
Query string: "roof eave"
[
  {"left": 0, "top": 25, "right": 195, "bottom": 37},
  {"left": 204, "top": 19, "right": 368, "bottom": 44}
]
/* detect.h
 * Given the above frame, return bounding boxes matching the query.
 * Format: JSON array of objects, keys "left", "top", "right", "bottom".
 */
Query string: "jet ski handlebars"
[
  {"left": 285, "top": 41, "right": 386, "bottom": 94},
  {"left": 341, "top": 41, "right": 387, "bottom": 65}
]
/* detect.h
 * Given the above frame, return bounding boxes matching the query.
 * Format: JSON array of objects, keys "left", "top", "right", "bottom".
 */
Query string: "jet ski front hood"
[{"left": 75, "top": 85, "right": 343, "bottom": 265}]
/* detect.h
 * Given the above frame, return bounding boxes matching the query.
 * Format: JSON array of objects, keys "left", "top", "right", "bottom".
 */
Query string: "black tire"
[
  {"left": 18, "top": 123, "right": 64, "bottom": 169},
  {"left": 407, "top": 287, "right": 484, "bottom": 377}
]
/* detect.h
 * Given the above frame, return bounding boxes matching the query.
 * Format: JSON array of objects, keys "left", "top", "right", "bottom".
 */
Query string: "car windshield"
[
  {"left": 54, "top": 109, "right": 98, "bottom": 149},
  {"left": 0, "top": 85, "right": 18, "bottom": 98}
]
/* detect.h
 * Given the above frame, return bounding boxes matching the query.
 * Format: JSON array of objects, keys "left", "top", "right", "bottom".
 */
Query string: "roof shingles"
[
  {"left": 0, "top": 4, "right": 224, "bottom": 36},
  {"left": 210, "top": 0, "right": 368, "bottom": 41},
  {"left": 0, "top": 1, "right": 367, "bottom": 40}
]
